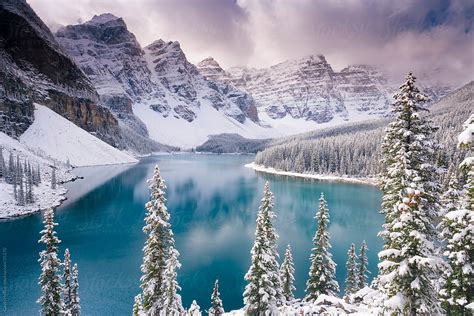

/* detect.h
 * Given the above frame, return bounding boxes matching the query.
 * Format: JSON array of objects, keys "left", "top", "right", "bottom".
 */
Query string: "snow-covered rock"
[
  {"left": 224, "top": 55, "right": 451, "bottom": 125},
  {"left": 55, "top": 14, "right": 154, "bottom": 101},
  {"left": 143, "top": 40, "right": 258, "bottom": 124},
  {"left": 0, "top": 0, "right": 120, "bottom": 143},
  {"left": 20, "top": 104, "right": 137, "bottom": 167}
]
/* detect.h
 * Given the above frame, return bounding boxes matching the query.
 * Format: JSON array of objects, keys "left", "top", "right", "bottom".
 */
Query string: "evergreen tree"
[
  {"left": 305, "top": 193, "right": 339, "bottom": 300},
  {"left": 163, "top": 246, "right": 183, "bottom": 315},
  {"left": 27, "top": 167, "right": 34, "bottom": 203},
  {"left": 37, "top": 208, "right": 64, "bottom": 315},
  {"left": 357, "top": 241, "right": 369, "bottom": 290},
  {"left": 70, "top": 264, "right": 80, "bottom": 316},
  {"left": 7, "top": 152, "right": 14, "bottom": 184},
  {"left": 344, "top": 243, "right": 358, "bottom": 297},
  {"left": 439, "top": 114, "right": 473, "bottom": 314},
  {"left": 138, "top": 165, "right": 177, "bottom": 315},
  {"left": 208, "top": 280, "right": 224, "bottom": 316},
  {"left": 187, "top": 300, "right": 201, "bottom": 316},
  {"left": 440, "top": 172, "right": 462, "bottom": 216},
  {"left": 377, "top": 72, "right": 444, "bottom": 314},
  {"left": 0, "top": 147, "right": 5, "bottom": 179},
  {"left": 18, "top": 175, "right": 25, "bottom": 206},
  {"left": 280, "top": 244, "right": 296, "bottom": 302},
  {"left": 37, "top": 164, "right": 42, "bottom": 184},
  {"left": 243, "top": 182, "right": 282, "bottom": 314},
  {"left": 63, "top": 249, "right": 72, "bottom": 311},
  {"left": 132, "top": 294, "right": 143, "bottom": 316},
  {"left": 51, "top": 166, "right": 57, "bottom": 189}
]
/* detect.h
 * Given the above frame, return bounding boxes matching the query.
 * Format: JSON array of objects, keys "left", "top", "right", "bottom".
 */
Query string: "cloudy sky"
[{"left": 29, "top": 0, "right": 473, "bottom": 86}]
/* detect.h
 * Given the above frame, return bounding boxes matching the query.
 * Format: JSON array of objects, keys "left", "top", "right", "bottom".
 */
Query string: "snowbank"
[
  {"left": 20, "top": 104, "right": 138, "bottom": 167},
  {"left": 245, "top": 162, "right": 378, "bottom": 186}
]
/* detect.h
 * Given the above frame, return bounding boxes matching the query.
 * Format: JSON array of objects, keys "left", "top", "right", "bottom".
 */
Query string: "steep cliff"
[{"left": 0, "top": 0, "right": 119, "bottom": 143}]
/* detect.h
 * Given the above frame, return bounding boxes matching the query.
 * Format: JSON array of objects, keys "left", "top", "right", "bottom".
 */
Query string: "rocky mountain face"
[
  {"left": 55, "top": 13, "right": 154, "bottom": 138},
  {"left": 56, "top": 15, "right": 259, "bottom": 139},
  {"left": 216, "top": 55, "right": 391, "bottom": 123},
  {"left": 206, "top": 55, "right": 448, "bottom": 124},
  {"left": 0, "top": 0, "right": 118, "bottom": 143},
  {"left": 144, "top": 40, "right": 259, "bottom": 124}
]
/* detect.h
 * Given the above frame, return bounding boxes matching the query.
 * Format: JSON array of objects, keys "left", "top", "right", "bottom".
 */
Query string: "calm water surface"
[{"left": 0, "top": 154, "right": 382, "bottom": 315}]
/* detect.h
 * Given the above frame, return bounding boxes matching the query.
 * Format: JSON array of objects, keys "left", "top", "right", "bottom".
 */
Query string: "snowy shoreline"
[{"left": 245, "top": 162, "right": 378, "bottom": 186}]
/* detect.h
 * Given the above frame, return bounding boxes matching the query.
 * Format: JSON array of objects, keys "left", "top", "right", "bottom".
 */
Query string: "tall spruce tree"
[
  {"left": 439, "top": 114, "right": 473, "bottom": 314},
  {"left": 138, "top": 165, "right": 177, "bottom": 315},
  {"left": 132, "top": 294, "right": 143, "bottom": 316},
  {"left": 187, "top": 300, "right": 201, "bottom": 316},
  {"left": 208, "top": 279, "right": 224, "bottom": 316},
  {"left": 51, "top": 166, "right": 57, "bottom": 189},
  {"left": 357, "top": 241, "right": 369, "bottom": 290},
  {"left": 280, "top": 244, "right": 296, "bottom": 302},
  {"left": 37, "top": 208, "right": 64, "bottom": 315},
  {"left": 7, "top": 152, "right": 14, "bottom": 184},
  {"left": 63, "top": 249, "right": 72, "bottom": 311},
  {"left": 305, "top": 193, "right": 339, "bottom": 300},
  {"left": 0, "top": 147, "right": 5, "bottom": 179},
  {"left": 441, "top": 172, "right": 462, "bottom": 216},
  {"left": 377, "top": 72, "right": 444, "bottom": 314},
  {"left": 243, "top": 182, "right": 282, "bottom": 314},
  {"left": 344, "top": 243, "right": 358, "bottom": 297},
  {"left": 70, "top": 263, "right": 80, "bottom": 316},
  {"left": 163, "top": 246, "right": 183, "bottom": 314}
]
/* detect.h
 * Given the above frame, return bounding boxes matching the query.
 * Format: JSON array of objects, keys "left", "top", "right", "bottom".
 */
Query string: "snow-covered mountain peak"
[
  {"left": 198, "top": 56, "right": 222, "bottom": 69},
  {"left": 86, "top": 13, "right": 122, "bottom": 25},
  {"left": 197, "top": 57, "right": 229, "bottom": 82}
]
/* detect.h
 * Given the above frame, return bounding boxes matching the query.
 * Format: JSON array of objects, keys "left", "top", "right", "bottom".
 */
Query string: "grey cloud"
[{"left": 28, "top": 0, "right": 473, "bottom": 86}]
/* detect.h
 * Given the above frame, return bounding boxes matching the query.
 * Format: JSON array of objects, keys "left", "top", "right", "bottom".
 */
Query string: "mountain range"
[{"left": 0, "top": 1, "right": 458, "bottom": 152}]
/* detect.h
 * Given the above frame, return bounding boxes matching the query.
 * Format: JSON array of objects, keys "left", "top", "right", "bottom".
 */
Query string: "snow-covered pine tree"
[
  {"left": 37, "top": 208, "right": 64, "bottom": 315},
  {"left": 439, "top": 114, "right": 473, "bottom": 314},
  {"left": 440, "top": 171, "right": 462, "bottom": 216},
  {"left": 18, "top": 173, "right": 25, "bottom": 206},
  {"left": 357, "top": 240, "right": 369, "bottom": 290},
  {"left": 51, "top": 166, "right": 57, "bottom": 189},
  {"left": 208, "top": 279, "right": 224, "bottom": 316},
  {"left": 132, "top": 294, "right": 143, "bottom": 316},
  {"left": 344, "top": 243, "right": 358, "bottom": 297},
  {"left": 243, "top": 182, "right": 282, "bottom": 314},
  {"left": 187, "top": 300, "right": 201, "bottom": 316},
  {"left": 70, "top": 263, "right": 80, "bottom": 316},
  {"left": 63, "top": 249, "right": 72, "bottom": 311},
  {"left": 7, "top": 152, "right": 14, "bottom": 184},
  {"left": 0, "top": 147, "right": 5, "bottom": 179},
  {"left": 305, "top": 193, "right": 339, "bottom": 301},
  {"left": 37, "top": 164, "right": 41, "bottom": 184},
  {"left": 280, "top": 244, "right": 296, "bottom": 302},
  {"left": 163, "top": 246, "right": 183, "bottom": 315},
  {"left": 377, "top": 72, "right": 444, "bottom": 314},
  {"left": 138, "top": 165, "right": 177, "bottom": 314}
]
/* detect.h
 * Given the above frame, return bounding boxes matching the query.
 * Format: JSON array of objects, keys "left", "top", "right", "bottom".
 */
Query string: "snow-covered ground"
[
  {"left": 20, "top": 104, "right": 138, "bottom": 167},
  {"left": 0, "top": 132, "right": 73, "bottom": 219},
  {"left": 0, "top": 104, "right": 140, "bottom": 218},
  {"left": 133, "top": 100, "right": 281, "bottom": 149},
  {"left": 245, "top": 162, "right": 378, "bottom": 186}
]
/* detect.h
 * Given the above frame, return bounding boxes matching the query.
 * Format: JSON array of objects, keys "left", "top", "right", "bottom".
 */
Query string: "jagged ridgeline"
[{"left": 255, "top": 81, "right": 473, "bottom": 178}]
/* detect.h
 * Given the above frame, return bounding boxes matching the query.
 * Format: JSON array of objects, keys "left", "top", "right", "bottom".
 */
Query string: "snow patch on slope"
[
  {"left": 133, "top": 100, "right": 279, "bottom": 149},
  {"left": 20, "top": 104, "right": 137, "bottom": 167}
]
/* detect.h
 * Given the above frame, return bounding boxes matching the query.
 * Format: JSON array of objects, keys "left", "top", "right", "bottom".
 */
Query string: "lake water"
[{"left": 0, "top": 154, "right": 382, "bottom": 315}]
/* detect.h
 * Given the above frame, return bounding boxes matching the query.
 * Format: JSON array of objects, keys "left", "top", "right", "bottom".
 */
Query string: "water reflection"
[{"left": 0, "top": 154, "right": 382, "bottom": 315}]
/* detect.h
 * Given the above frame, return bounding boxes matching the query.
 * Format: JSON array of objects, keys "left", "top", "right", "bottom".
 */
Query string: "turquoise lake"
[{"left": 0, "top": 154, "right": 383, "bottom": 315}]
